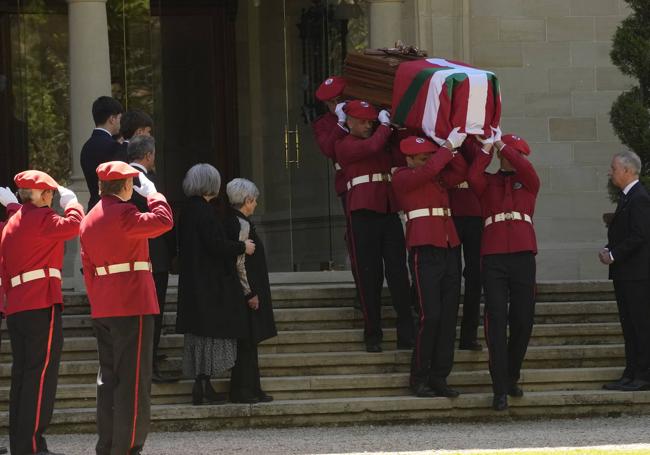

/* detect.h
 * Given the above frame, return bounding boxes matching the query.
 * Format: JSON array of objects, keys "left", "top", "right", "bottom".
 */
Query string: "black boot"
[
  {"left": 192, "top": 376, "right": 204, "bottom": 406},
  {"left": 202, "top": 376, "right": 227, "bottom": 404}
]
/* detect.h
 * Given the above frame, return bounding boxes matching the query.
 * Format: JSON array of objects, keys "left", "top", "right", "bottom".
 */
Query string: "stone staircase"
[{"left": 1, "top": 280, "right": 650, "bottom": 432}]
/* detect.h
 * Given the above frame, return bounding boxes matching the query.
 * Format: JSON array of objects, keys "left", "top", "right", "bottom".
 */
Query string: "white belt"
[
  {"left": 334, "top": 162, "right": 342, "bottom": 171},
  {"left": 484, "top": 211, "right": 532, "bottom": 227},
  {"left": 347, "top": 173, "right": 392, "bottom": 190},
  {"left": 455, "top": 181, "right": 469, "bottom": 189},
  {"left": 10, "top": 268, "right": 62, "bottom": 288},
  {"left": 95, "top": 261, "right": 151, "bottom": 276},
  {"left": 406, "top": 208, "right": 452, "bottom": 220}
]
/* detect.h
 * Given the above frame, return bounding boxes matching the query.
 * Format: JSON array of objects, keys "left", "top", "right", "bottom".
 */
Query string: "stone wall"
[{"left": 412, "top": 0, "right": 634, "bottom": 279}]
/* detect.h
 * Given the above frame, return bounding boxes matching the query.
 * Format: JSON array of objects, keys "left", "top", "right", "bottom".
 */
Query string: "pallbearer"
[
  {"left": 467, "top": 129, "right": 540, "bottom": 411},
  {"left": 335, "top": 100, "right": 415, "bottom": 353},
  {"left": 392, "top": 133, "right": 467, "bottom": 398},
  {"left": 1, "top": 171, "right": 83, "bottom": 455},
  {"left": 80, "top": 161, "right": 173, "bottom": 455}
]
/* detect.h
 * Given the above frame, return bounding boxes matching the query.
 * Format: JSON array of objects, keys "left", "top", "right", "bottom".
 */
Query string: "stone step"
[
  {"left": 0, "top": 322, "right": 624, "bottom": 362},
  {"left": 0, "top": 344, "right": 625, "bottom": 386},
  {"left": 0, "top": 367, "right": 622, "bottom": 410},
  {"left": 49, "top": 300, "right": 622, "bottom": 337},
  {"left": 3, "top": 388, "right": 646, "bottom": 432}
]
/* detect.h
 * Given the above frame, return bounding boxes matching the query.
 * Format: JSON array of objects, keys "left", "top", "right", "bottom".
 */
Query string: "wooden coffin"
[{"left": 342, "top": 49, "right": 427, "bottom": 108}]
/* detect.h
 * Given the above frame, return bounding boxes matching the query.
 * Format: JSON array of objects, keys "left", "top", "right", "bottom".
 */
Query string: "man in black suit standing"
[
  {"left": 600, "top": 150, "right": 650, "bottom": 391},
  {"left": 80, "top": 96, "right": 125, "bottom": 211},
  {"left": 128, "top": 135, "right": 178, "bottom": 383}
]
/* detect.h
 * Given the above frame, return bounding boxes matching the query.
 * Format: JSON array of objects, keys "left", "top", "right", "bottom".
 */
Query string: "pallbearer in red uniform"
[
  {"left": 392, "top": 133, "right": 467, "bottom": 397},
  {"left": 0, "top": 171, "right": 83, "bottom": 455},
  {"left": 79, "top": 162, "right": 173, "bottom": 455},
  {"left": 335, "top": 100, "right": 415, "bottom": 352},
  {"left": 449, "top": 139, "right": 485, "bottom": 351},
  {"left": 467, "top": 128, "right": 540, "bottom": 411}
]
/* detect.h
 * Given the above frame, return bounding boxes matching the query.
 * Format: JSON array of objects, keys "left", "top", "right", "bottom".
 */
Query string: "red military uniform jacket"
[
  {"left": 312, "top": 112, "right": 348, "bottom": 196},
  {"left": 80, "top": 193, "right": 174, "bottom": 318},
  {"left": 0, "top": 201, "right": 84, "bottom": 316},
  {"left": 393, "top": 147, "right": 467, "bottom": 248},
  {"left": 449, "top": 139, "right": 483, "bottom": 217},
  {"left": 0, "top": 203, "right": 22, "bottom": 313},
  {"left": 468, "top": 144, "right": 540, "bottom": 255},
  {"left": 336, "top": 124, "right": 399, "bottom": 214}
]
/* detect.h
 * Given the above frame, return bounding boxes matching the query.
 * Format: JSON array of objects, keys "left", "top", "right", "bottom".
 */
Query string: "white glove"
[
  {"left": 133, "top": 172, "right": 157, "bottom": 197},
  {"left": 0, "top": 187, "right": 18, "bottom": 207},
  {"left": 491, "top": 126, "right": 503, "bottom": 142},
  {"left": 446, "top": 127, "right": 467, "bottom": 149},
  {"left": 378, "top": 109, "right": 391, "bottom": 125},
  {"left": 57, "top": 186, "right": 78, "bottom": 210},
  {"left": 477, "top": 133, "right": 495, "bottom": 146},
  {"left": 335, "top": 102, "right": 347, "bottom": 124}
]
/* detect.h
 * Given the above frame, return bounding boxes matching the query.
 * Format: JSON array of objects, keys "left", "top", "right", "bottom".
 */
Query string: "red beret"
[
  {"left": 14, "top": 170, "right": 58, "bottom": 190},
  {"left": 344, "top": 100, "right": 378, "bottom": 120},
  {"left": 400, "top": 136, "right": 438, "bottom": 155},
  {"left": 502, "top": 134, "right": 531, "bottom": 156},
  {"left": 315, "top": 76, "right": 346, "bottom": 102},
  {"left": 96, "top": 161, "right": 140, "bottom": 181}
]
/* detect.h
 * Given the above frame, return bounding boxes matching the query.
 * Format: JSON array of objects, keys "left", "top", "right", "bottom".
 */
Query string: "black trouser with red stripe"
[
  {"left": 408, "top": 246, "right": 460, "bottom": 386},
  {"left": 349, "top": 209, "right": 415, "bottom": 346},
  {"left": 93, "top": 315, "right": 154, "bottom": 455},
  {"left": 152, "top": 272, "right": 169, "bottom": 363},
  {"left": 453, "top": 216, "right": 483, "bottom": 345},
  {"left": 7, "top": 304, "right": 62, "bottom": 455},
  {"left": 482, "top": 252, "right": 536, "bottom": 395}
]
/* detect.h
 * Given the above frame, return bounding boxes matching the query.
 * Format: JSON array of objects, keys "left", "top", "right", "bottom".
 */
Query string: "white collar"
[
  {"left": 623, "top": 179, "right": 639, "bottom": 195},
  {"left": 129, "top": 162, "right": 147, "bottom": 173},
  {"left": 94, "top": 127, "right": 113, "bottom": 137}
]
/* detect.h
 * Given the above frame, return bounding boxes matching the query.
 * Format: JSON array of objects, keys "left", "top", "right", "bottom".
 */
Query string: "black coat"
[
  {"left": 176, "top": 196, "right": 247, "bottom": 338},
  {"left": 80, "top": 129, "right": 127, "bottom": 211},
  {"left": 223, "top": 208, "right": 277, "bottom": 344},
  {"left": 129, "top": 166, "right": 176, "bottom": 273},
  {"left": 607, "top": 181, "right": 650, "bottom": 281}
]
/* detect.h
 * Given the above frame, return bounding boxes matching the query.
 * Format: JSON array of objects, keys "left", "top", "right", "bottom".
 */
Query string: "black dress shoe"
[
  {"left": 508, "top": 384, "right": 524, "bottom": 397},
  {"left": 257, "top": 391, "right": 274, "bottom": 403},
  {"left": 492, "top": 393, "right": 508, "bottom": 411},
  {"left": 365, "top": 343, "right": 382, "bottom": 353},
  {"left": 619, "top": 378, "right": 650, "bottom": 392},
  {"left": 603, "top": 377, "right": 633, "bottom": 391},
  {"left": 230, "top": 394, "right": 260, "bottom": 404},
  {"left": 459, "top": 340, "right": 483, "bottom": 351},
  {"left": 410, "top": 383, "right": 438, "bottom": 398},
  {"left": 429, "top": 379, "right": 460, "bottom": 397}
]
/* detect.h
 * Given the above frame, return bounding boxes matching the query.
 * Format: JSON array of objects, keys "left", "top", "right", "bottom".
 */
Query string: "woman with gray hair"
[
  {"left": 223, "top": 178, "right": 277, "bottom": 403},
  {"left": 176, "top": 164, "right": 256, "bottom": 405}
]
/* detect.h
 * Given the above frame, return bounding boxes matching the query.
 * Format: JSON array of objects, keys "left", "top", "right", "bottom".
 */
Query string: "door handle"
[{"left": 284, "top": 124, "right": 300, "bottom": 168}]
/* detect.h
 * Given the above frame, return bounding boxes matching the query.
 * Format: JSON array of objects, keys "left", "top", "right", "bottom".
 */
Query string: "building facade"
[{"left": 0, "top": 0, "right": 632, "bottom": 280}]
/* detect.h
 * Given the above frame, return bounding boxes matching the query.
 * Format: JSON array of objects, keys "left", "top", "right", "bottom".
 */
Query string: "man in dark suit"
[
  {"left": 80, "top": 96, "right": 125, "bottom": 211},
  {"left": 600, "top": 150, "right": 650, "bottom": 392},
  {"left": 120, "top": 109, "right": 153, "bottom": 146},
  {"left": 128, "top": 135, "right": 178, "bottom": 383}
]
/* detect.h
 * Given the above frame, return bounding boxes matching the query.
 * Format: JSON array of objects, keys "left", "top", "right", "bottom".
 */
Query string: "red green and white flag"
[{"left": 391, "top": 58, "right": 501, "bottom": 145}]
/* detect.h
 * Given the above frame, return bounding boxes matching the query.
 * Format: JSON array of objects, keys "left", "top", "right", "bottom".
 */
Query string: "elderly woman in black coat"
[
  {"left": 223, "top": 178, "right": 277, "bottom": 403},
  {"left": 176, "top": 164, "right": 255, "bottom": 405}
]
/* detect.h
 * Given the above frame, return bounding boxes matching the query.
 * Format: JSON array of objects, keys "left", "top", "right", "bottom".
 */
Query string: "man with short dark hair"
[
  {"left": 600, "top": 151, "right": 650, "bottom": 392},
  {"left": 128, "top": 136, "right": 178, "bottom": 383},
  {"left": 120, "top": 110, "right": 153, "bottom": 143},
  {"left": 80, "top": 96, "right": 125, "bottom": 211}
]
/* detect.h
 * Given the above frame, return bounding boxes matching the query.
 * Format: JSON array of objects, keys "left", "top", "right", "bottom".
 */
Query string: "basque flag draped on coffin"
[{"left": 391, "top": 58, "right": 501, "bottom": 145}]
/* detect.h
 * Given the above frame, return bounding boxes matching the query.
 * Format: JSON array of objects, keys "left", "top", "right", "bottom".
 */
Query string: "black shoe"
[
  {"left": 203, "top": 378, "right": 228, "bottom": 404},
  {"left": 410, "top": 383, "right": 438, "bottom": 398},
  {"left": 230, "top": 394, "right": 260, "bottom": 404},
  {"left": 429, "top": 379, "right": 460, "bottom": 398},
  {"left": 508, "top": 383, "right": 524, "bottom": 397},
  {"left": 257, "top": 391, "right": 274, "bottom": 403},
  {"left": 0, "top": 447, "right": 6, "bottom": 455},
  {"left": 492, "top": 394, "right": 508, "bottom": 411},
  {"left": 365, "top": 343, "right": 382, "bottom": 353},
  {"left": 603, "top": 377, "right": 633, "bottom": 391},
  {"left": 35, "top": 451, "right": 65, "bottom": 455},
  {"left": 619, "top": 378, "right": 650, "bottom": 392},
  {"left": 459, "top": 340, "right": 482, "bottom": 351}
]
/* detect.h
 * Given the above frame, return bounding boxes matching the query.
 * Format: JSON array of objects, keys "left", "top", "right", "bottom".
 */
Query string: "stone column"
[
  {"left": 66, "top": 0, "right": 112, "bottom": 290},
  {"left": 368, "top": 0, "right": 404, "bottom": 48}
]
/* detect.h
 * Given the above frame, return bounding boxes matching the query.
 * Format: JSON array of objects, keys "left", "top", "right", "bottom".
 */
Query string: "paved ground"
[{"left": 11, "top": 415, "right": 650, "bottom": 454}]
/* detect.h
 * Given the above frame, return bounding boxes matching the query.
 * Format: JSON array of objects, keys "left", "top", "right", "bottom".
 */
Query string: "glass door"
[{"left": 237, "top": 0, "right": 368, "bottom": 272}]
